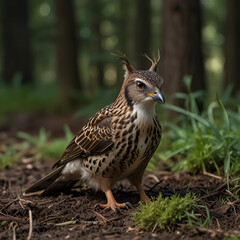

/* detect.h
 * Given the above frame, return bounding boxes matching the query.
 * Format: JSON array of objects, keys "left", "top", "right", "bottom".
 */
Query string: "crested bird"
[{"left": 25, "top": 52, "right": 165, "bottom": 211}]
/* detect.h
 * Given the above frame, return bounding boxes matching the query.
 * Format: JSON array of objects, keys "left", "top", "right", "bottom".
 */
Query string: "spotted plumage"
[{"left": 25, "top": 51, "right": 165, "bottom": 211}]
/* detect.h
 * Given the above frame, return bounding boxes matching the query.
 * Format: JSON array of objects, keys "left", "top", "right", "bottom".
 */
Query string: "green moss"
[
  {"left": 223, "top": 236, "right": 240, "bottom": 240},
  {"left": 133, "top": 193, "right": 198, "bottom": 231}
]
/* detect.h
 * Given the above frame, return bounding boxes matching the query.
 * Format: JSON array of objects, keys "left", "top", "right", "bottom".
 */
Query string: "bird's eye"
[{"left": 136, "top": 81, "right": 145, "bottom": 90}]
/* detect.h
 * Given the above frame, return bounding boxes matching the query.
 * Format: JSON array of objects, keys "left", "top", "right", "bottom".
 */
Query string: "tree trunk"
[
  {"left": 54, "top": 0, "right": 80, "bottom": 109},
  {"left": 116, "top": 0, "right": 135, "bottom": 85},
  {"left": 134, "top": 0, "right": 151, "bottom": 69},
  {"left": 90, "top": 0, "right": 104, "bottom": 88},
  {"left": 162, "top": 0, "right": 205, "bottom": 101},
  {"left": 225, "top": 0, "right": 240, "bottom": 94},
  {"left": 2, "top": 0, "right": 32, "bottom": 84}
]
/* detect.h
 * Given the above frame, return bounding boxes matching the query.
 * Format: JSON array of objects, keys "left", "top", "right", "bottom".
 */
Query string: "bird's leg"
[
  {"left": 99, "top": 189, "right": 129, "bottom": 211},
  {"left": 134, "top": 183, "right": 151, "bottom": 204},
  {"left": 128, "top": 172, "right": 152, "bottom": 204}
]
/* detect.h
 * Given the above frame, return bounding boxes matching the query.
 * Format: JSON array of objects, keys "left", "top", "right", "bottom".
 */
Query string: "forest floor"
[{"left": 1, "top": 115, "right": 240, "bottom": 239}]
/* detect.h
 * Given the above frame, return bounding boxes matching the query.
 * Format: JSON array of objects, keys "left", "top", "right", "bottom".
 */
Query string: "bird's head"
[{"left": 120, "top": 51, "right": 165, "bottom": 106}]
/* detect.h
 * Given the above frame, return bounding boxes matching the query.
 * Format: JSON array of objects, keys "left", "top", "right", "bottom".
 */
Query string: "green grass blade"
[
  {"left": 216, "top": 93, "right": 230, "bottom": 133},
  {"left": 164, "top": 104, "right": 220, "bottom": 137}
]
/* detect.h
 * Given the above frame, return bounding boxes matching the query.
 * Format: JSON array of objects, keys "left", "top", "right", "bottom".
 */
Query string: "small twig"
[
  {"left": 55, "top": 220, "right": 76, "bottom": 226},
  {"left": 200, "top": 182, "right": 228, "bottom": 200},
  {"left": 17, "top": 196, "right": 35, "bottom": 205},
  {"left": 203, "top": 172, "right": 223, "bottom": 180},
  {"left": 0, "top": 212, "right": 28, "bottom": 223},
  {"left": 9, "top": 222, "right": 18, "bottom": 240},
  {"left": 146, "top": 174, "right": 160, "bottom": 183},
  {"left": 18, "top": 200, "right": 25, "bottom": 210},
  {"left": 231, "top": 198, "right": 240, "bottom": 205},
  {"left": 195, "top": 226, "right": 220, "bottom": 238},
  {"left": 108, "top": 215, "right": 127, "bottom": 222},
  {"left": 194, "top": 213, "right": 202, "bottom": 217},
  {"left": 0, "top": 199, "right": 18, "bottom": 212},
  {"left": 148, "top": 181, "right": 162, "bottom": 192},
  {"left": 27, "top": 209, "right": 33, "bottom": 240},
  {"left": 40, "top": 216, "right": 62, "bottom": 224},
  {"left": 152, "top": 222, "right": 158, "bottom": 232},
  {"left": 92, "top": 210, "right": 109, "bottom": 223},
  {"left": 216, "top": 219, "right": 221, "bottom": 230},
  {"left": 57, "top": 196, "right": 72, "bottom": 205},
  {"left": 225, "top": 189, "right": 234, "bottom": 197}
]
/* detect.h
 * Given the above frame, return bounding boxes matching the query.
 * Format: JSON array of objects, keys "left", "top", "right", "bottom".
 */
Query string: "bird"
[{"left": 25, "top": 52, "right": 165, "bottom": 211}]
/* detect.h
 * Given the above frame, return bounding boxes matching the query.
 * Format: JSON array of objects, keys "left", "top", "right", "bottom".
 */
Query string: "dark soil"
[
  {"left": 1, "top": 160, "right": 240, "bottom": 240},
  {"left": 1, "top": 116, "right": 240, "bottom": 239}
]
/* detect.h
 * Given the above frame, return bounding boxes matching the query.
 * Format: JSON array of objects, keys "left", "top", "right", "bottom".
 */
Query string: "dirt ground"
[
  {"left": 1, "top": 159, "right": 240, "bottom": 240},
  {"left": 1, "top": 116, "right": 240, "bottom": 239}
]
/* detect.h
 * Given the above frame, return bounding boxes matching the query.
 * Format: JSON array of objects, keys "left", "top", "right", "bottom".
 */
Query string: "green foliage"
[
  {"left": 133, "top": 193, "right": 198, "bottom": 231},
  {"left": 186, "top": 205, "right": 212, "bottom": 228},
  {"left": 1, "top": 221, "right": 8, "bottom": 226},
  {"left": 0, "top": 74, "right": 59, "bottom": 122},
  {"left": 216, "top": 196, "right": 231, "bottom": 205},
  {"left": 17, "top": 125, "right": 74, "bottom": 159},
  {"left": 0, "top": 126, "right": 74, "bottom": 169},
  {"left": 0, "top": 146, "right": 20, "bottom": 169},
  {"left": 223, "top": 236, "right": 240, "bottom": 240},
  {"left": 158, "top": 77, "right": 240, "bottom": 178}
]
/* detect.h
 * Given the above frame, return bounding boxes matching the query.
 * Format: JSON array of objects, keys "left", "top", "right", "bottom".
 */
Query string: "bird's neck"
[
  {"left": 132, "top": 100, "right": 156, "bottom": 124},
  {"left": 113, "top": 89, "right": 157, "bottom": 123},
  {"left": 113, "top": 88, "right": 133, "bottom": 111}
]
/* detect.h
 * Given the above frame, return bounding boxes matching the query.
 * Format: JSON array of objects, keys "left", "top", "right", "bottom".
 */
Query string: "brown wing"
[{"left": 53, "top": 106, "right": 114, "bottom": 168}]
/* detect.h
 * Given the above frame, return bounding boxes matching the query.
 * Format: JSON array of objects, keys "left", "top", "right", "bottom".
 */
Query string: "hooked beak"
[{"left": 147, "top": 90, "right": 165, "bottom": 104}]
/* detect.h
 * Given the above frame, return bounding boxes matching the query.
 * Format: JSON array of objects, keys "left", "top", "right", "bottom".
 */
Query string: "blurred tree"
[
  {"left": 116, "top": 0, "right": 135, "bottom": 84},
  {"left": 134, "top": 0, "right": 151, "bottom": 69},
  {"left": 1, "top": 0, "right": 32, "bottom": 84},
  {"left": 162, "top": 0, "right": 205, "bottom": 101},
  {"left": 90, "top": 0, "right": 104, "bottom": 88},
  {"left": 225, "top": 0, "right": 240, "bottom": 94},
  {"left": 54, "top": 0, "right": 80, "bottom": 109}
]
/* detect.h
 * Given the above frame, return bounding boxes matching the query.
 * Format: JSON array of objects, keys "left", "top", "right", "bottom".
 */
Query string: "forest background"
[{"left": 0, "top": 0, "right": 239, "bottom": 122}]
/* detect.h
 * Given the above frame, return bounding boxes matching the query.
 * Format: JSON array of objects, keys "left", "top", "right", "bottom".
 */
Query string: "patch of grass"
[
  {"left": 0, "top": 126, "right": 74, "bottom": 169},
  {"left": 133, "top": 193, "right": 198, "bottom": 231},
  {"left": 17, "top": 125, "right": 74, "bottom": 159},
  {"left": 156, "top": 77, "right": 240, "bottom": 179},
  {"left": 0, "top": 146, "right": 20, "bottom": 169},
  {"left": 186, "top": 205, "right": 212, "bottom": 228},
  {"left": 216, "top": 196, "right": 231, "bottom": 205}
]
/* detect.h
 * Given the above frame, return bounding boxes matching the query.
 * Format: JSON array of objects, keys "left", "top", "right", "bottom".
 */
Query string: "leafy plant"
[
  {"left": 186, "top": 205, "right": 212, "bottom": 228},
  {"left": 0, "top": 146, "right": 20, "bottom": 169},
  {"left": 133, "top": 193, "right": 198, "bottom": 231},
  {"left": 216, "top": 196, "right": 231, "bottom": 205},
  {"left": 156, "top": 77, "right": 240, "bottom": 179},
  {"left": 17, "top": 125, "right": 74, "bottom": 159}
]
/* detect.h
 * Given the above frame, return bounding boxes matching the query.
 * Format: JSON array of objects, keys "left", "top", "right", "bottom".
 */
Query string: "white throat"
[{"left": 132, "top": 100, "right": 156, "bottom": 123}]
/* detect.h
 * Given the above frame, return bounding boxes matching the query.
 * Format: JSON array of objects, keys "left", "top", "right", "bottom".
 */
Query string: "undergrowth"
[
  {"left": 133, "top": 193, "right": 198, "bottom": 231},
  {"left": 0, "top": 146, "right": 20, "bottom": 169},
  {"left": 17, "top": 125, "right": 74, "bottom": 159},
  {"left": 154, "top": 77, "right": 240, "bottom": 180},
  {"left": 0, "top": 126, "right": 74, "bottom": 169},
  {"left": 0, "top": 74, "right": 59, "bottom": 122}
]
